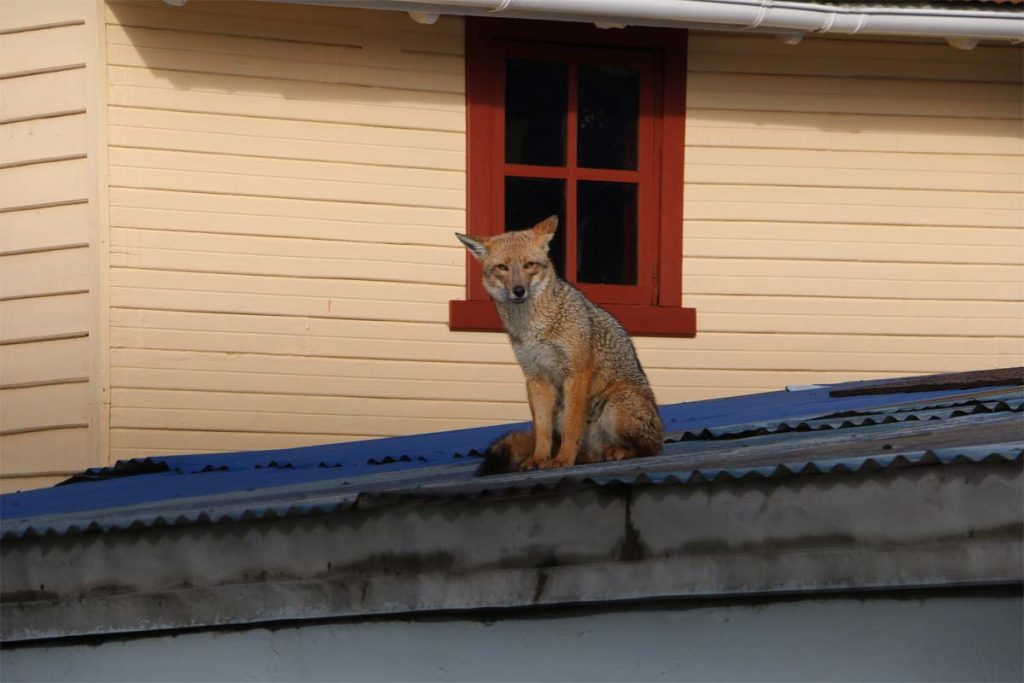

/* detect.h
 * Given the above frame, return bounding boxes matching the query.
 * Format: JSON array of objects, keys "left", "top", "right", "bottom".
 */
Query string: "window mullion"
[
  {"left": 575, "top": 168, "right": 641, "bottom": 183},
  {"left": 502, "top": 164, "right": 570, "bottom": 180}
]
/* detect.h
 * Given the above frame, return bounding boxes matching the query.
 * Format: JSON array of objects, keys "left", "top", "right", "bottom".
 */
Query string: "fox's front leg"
[
  {"left": 544, "top": 367, "right": 591, "bottom": 469},
  {"left": 522, "top": 375, "right": 557, "bottom": 470}
]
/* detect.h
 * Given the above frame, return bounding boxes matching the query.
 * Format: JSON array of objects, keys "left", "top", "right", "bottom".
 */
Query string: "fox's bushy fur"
[{"left": 457, "top": 216, "right": 663, "bottom": 474}]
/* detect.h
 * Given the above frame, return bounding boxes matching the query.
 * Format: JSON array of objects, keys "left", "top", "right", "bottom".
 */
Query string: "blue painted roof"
[{"left": 2, "top": 374, "right": 1021, "bottom": 535}]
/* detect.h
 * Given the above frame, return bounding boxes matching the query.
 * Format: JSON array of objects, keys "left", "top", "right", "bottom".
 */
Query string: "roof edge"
[{"left": 250, "top": 0, "right": 1024, "bottom": 42}]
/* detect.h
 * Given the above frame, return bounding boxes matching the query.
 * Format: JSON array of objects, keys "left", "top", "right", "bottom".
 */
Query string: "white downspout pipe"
[{"left": 264, "top": 0, "right": 1023, "bottom": 42}]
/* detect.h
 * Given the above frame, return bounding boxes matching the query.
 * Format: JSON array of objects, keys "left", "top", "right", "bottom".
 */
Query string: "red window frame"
[{"left": 449, "top": 19, "right": 696, "bottom": 337}]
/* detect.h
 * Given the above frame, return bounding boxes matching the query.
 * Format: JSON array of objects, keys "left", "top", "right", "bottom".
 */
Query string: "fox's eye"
[
  {"left": 494, "top": 264, "right": 509, "bottom": 272},
  {"left": 524, "top": 261, "right": 538, "bottom": 269}
]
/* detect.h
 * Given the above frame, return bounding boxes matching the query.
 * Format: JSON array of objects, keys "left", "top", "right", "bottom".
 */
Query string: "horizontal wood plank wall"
[
  {"left": 103, "top": 1, "right": 1023, "bottom": 460},
  {"left": 1, "top": 0, "right": 101, "bottom": 492},
  {"left": 675, "top": 32, "right": 1024, "bottom": 402},
  {"left": 103, "top": 0, "right": 483, "bottom": 460}
]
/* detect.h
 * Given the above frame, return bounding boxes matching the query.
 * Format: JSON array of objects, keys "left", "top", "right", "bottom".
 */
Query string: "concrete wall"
[
  {"left": 0, "top": 0, "right": 109, "bottom": 492},
  {"left": 3, "top": 593, "right": 1022, "bottom": 682}
]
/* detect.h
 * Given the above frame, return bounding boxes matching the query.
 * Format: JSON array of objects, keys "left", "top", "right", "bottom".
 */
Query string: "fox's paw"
[
  {"left": 520, "top": 456, "right": 550, "bottom": 471},
  {"left": 601, "top": 447, "right": 633, "bottom": 462},
  {"left": 539, "top": 455, "right": 575, "bottom": 470}
]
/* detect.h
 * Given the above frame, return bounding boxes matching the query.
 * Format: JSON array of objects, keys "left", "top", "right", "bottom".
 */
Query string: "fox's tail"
[{"left": 476, "top": 430, "right": 535, "bottom": 475}]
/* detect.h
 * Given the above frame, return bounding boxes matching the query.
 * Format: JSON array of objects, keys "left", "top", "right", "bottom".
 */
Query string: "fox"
[{"left": 456, "top": 215, "right": 663, "bottom": 474}]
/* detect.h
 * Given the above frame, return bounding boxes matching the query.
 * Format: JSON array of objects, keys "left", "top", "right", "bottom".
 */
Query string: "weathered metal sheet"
[{"left": 3, "top": 455, "right": 1020, "bottom": 641}]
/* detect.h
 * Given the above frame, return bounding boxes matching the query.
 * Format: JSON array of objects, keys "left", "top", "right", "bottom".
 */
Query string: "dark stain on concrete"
[{"left": 619, "top": 491, "right": 646, "bottom": 562}]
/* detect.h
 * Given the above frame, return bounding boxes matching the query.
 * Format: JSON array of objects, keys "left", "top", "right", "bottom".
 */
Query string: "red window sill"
[{"left": 449, "top": 299, "right": 696, "bottom": 337}]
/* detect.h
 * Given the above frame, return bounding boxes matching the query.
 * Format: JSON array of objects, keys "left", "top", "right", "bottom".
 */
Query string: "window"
[{"left": 449, "top": 19, "right": 696, "bottom": 337}]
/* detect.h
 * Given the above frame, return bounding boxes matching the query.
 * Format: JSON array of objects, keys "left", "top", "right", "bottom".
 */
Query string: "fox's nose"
[{"left": 512, "top": 285, "right": 526, "bottom": 298}]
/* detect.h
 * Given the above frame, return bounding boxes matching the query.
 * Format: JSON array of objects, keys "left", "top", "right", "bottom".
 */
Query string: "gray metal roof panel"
[{"left": 386, "top": 438, "right": 1024, "bottom": 500}]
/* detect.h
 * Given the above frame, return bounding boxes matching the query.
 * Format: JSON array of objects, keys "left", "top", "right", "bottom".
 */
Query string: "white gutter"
[{"left": 260, "top": 0, "right": 1024, "bottom": 43}]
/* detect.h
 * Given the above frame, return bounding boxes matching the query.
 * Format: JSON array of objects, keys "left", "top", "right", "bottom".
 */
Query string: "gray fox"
[{"left": 456, "top": 216, "right": 663, "bottom": 474}]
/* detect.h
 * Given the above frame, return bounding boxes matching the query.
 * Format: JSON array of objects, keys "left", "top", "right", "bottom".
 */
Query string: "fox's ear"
[
  {"left": 455, "top": 233, "right": 489, "bottom": 261},
  {"left": 533, "top": 215, "right": 558, "bottom": 236},
  {"left": 533, "top": 215, "right": 558, "bottom": 252}
]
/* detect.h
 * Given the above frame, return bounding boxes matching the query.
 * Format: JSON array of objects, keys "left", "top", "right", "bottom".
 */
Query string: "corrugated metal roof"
[
  {"left": 665, "top": 390, "right": 1022, "bottom": 441},
  {"left": 1, "top": 371, "right": 1021, "bottom": 541},
  {"left": 5, "top": 440, "right": 1021, "bottom": 538},
  {"left": 374, "top": 443, "right": 1023, "bottom": 507}
]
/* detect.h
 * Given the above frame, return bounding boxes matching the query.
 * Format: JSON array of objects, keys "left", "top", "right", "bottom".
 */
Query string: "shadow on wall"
[
  {"left": 106, "top": 0, "right": 1024, "bottom": 143},
  {"left": 106, "top": 0, "right": 467, "bottom": 123}
]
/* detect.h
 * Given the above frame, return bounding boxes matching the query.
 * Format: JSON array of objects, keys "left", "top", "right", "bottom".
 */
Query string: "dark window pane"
[
  {"left": 505, "top": 176, "right": 566, "bottom": 276},
  {"left": 577, "top": 65, "right": 639, "bottom": 170},
  {"left": 505, "top": 60, "right": 567, "bottom": 167},
  {"left": 577, "top": 181, "right": 637, "bottom": 285}
]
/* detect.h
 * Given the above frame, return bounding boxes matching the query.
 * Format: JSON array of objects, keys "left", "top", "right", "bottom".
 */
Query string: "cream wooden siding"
[
  {"left": 103, "top": 0, "right": 1022, "bottom": 460},
  {"left": 103, "top": 0, "right": 477, "bottom": 459},
  {"left": 1, "top": 0, "right": 107, "bottom": 492},
  {"left": 673, "top": 33, "right": 1024, "bottom": 401}
]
